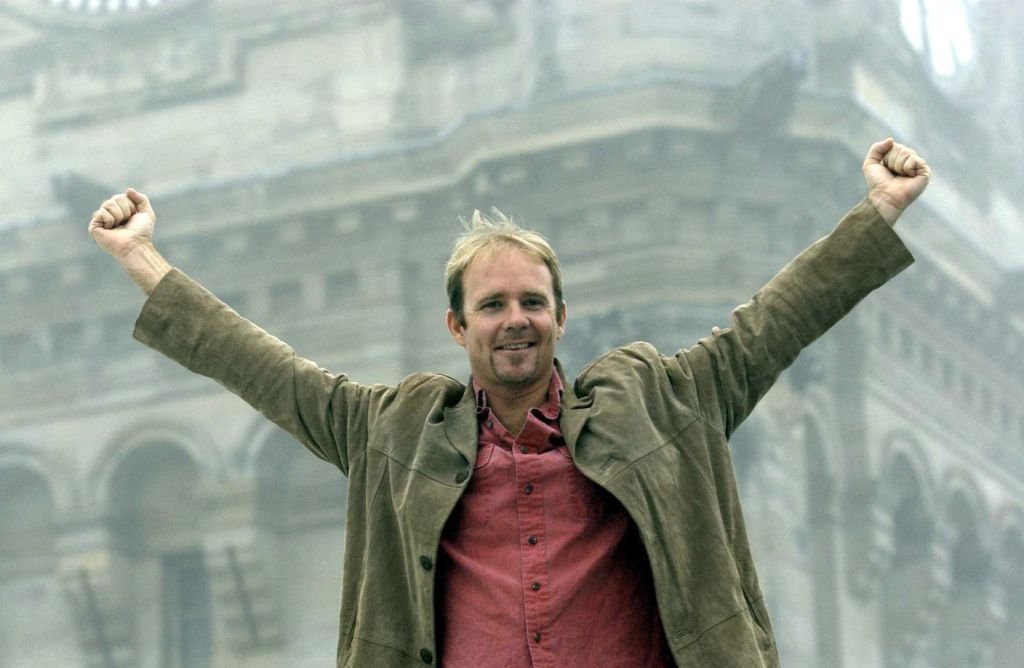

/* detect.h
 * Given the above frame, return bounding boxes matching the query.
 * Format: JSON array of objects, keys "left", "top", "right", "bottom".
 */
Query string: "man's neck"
[{"left": 479, "top": 374, "right": 554, "bottom": 436}]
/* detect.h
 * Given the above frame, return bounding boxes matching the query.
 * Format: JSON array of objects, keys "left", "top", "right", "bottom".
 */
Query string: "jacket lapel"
[
  {"left": 560, "top": 393, "right": 592, "bottom": 457},
  {"left": 442, "top": 383, "right": 479, "bottom": 464},
  {"left": 556, "top": 360, "right": 592, "bottom": 457}
]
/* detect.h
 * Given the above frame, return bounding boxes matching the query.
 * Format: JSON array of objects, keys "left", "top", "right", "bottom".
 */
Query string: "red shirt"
[{"left": 437, "top": 371, "right": 674, "bottom": 667}]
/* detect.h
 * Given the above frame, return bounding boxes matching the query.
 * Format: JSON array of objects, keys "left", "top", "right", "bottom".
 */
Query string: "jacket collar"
[
  {"left": 473, "top": 369, "right": 564, "bottom": 421},
  {"left": 442, "top": 359, "right": 592, "bottom": 461}
]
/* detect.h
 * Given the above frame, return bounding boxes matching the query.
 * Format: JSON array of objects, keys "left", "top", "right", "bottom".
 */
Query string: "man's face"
[{"left": 446, "top": 247, "right": 566, "bottom": 394}]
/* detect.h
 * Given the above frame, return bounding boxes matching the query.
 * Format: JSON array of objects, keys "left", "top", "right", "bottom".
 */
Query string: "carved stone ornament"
[{"left": 2, "top": 0, "right": 204, "bottom": 29}]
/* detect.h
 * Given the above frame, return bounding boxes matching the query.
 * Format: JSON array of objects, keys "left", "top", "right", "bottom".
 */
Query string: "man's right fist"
[{"left": 89, "top": 188, "right": 155, "bottom": 259}]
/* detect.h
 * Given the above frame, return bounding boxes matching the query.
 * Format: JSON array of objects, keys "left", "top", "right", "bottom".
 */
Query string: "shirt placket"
[{"left": 513, "top": 433, "right": 553, "bottom": 668}]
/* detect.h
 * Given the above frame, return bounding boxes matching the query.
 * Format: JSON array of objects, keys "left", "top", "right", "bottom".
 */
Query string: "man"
[{"left": 90, "top": 138, "right": 930, "bottom": 666}]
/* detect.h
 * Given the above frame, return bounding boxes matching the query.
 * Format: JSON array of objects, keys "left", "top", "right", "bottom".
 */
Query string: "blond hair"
[{"left": 445, "top": 208, "right": 564, "bottom": 326}]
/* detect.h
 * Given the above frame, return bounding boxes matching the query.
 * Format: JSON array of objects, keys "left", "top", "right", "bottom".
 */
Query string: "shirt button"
[
  {"left": 531, "top": 582, "right": 541, "bottom": 591},
  {"left": 486, "top": 419, "right": 493, "bottom": 429},
  {"left": 524, "top": 483, "right": 534, "bottom": 494},
  {"left": 420, "top": 648, "right": 433, "bottom": 664},
  {"left": 534, "top": 632, "right": 542, "bottom": 642},
  {"left": 455, "top": 470, "right": 468, "bottom": 484},
  {"left": 520, "top": 446, "right": 529, "bottom": 454},
  {"left": 419, "top": 555, "right": 432, "bottom": 571},
  {"left": 528, "top": 535, "right": 538, "bottom": 545}
]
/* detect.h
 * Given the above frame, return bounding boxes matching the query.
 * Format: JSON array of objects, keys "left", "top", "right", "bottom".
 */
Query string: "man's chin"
[
  {"left": 494, "top": 371, "right": 536, "bottom": 387},
  {"left": 492, "top": 362, "right": 543, "bottom": 387}
]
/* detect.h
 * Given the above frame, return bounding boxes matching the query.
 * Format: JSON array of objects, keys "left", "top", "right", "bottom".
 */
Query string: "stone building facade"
[{"left": 1, "top": 1, "right": 1022, "bottom": 666}]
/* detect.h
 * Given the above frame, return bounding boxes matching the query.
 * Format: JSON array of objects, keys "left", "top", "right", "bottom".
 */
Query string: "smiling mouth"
[{"left": 496, "top": 342, "right": 534, "bottom": 351}]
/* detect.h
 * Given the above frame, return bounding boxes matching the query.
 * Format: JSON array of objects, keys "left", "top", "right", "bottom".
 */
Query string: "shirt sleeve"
[
  {"left": 670, "top": 198, "right": 915, "bottom": 437},
  {"left": 132, "top": 268, "right": 384, "bottom": 474}
]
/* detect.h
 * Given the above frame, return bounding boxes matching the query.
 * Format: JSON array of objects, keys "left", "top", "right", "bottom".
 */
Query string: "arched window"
[
  {"left": 931, "top": 491, "right": 994, "bottom": 668},
  {"left": 252, "top": 429, "right": 347, "bottom": 654},
  {"left": 880, "top": 453, "right": 935, "bottom": 668},
  {"left": 254, "top": 429, "right": 347, "bottom": 534},
  {"left": 0, "top": 467, "right": 56, "bottom": 571},
  {"left": 0, "top": 465, "right": 76, "bottom": 667},
  {"left": 109, "top": 444, "right": 210, "bottom": 668}
]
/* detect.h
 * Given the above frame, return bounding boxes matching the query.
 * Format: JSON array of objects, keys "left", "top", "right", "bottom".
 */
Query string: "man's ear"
[
  {"left": 446, "top": 309, "right": 466, "bottom": 347},
  {"left": 556, "top": 301, "right": 567, "bottom": 339}
]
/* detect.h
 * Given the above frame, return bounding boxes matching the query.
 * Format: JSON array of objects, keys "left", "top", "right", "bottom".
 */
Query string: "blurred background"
[{"left": 1, "top": 0, "right": 1022, "bottom": 666}]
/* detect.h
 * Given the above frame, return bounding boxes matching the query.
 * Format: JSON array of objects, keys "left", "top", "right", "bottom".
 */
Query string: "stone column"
[{"left": 842, "top": 477, "right": 893, "bottom": 600}]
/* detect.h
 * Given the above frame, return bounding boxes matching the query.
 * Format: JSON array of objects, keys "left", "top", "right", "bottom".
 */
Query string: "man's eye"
[
  {"left": 481, "top": 301, "right": 501, "bottom": 310},
  {"left": 524, "top": 299, "right": 544, "bottom": 309}
]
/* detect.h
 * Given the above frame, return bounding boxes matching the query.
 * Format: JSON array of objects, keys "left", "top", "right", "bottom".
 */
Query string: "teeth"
[{"left": 502, "top": 343, "right": 530, "bottom": 350}]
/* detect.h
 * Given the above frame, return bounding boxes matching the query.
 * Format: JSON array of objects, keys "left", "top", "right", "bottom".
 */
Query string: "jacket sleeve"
[
  {"left": 671, "top": 198, "right": 914, "bottom": 437},
  {"left": 133, "top": 269, "right": 382, "bottom": 475}
]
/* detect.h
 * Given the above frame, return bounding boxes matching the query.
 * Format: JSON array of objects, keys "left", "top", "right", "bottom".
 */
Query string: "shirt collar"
[{"left": 473, "top": 367, "right": 564, "bottom": 420}]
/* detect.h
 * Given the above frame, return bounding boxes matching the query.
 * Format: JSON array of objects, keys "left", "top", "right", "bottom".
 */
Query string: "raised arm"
[
  {"left": 87, "top": 188, "right": 379, "bottom": 475},
  {"left": 89, "top": 188, "right": 172, "bottom": 294},
  {"left": 674, "top": 140, "right": 928, "bottom": 435}
]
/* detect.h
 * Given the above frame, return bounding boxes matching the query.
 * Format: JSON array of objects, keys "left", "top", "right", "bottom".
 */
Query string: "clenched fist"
[
  {"left": 89, "top": 188, "right": 171, "bottom": 294},
  {"left": 863, "top": 138, "right": 932, "bottom": 225},
  {"left": 89, "top": 188, "right": 156, "bottom": 260}
]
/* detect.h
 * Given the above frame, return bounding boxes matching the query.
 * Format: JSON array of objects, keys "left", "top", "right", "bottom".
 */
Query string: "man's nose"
[{"left": 504, "top": 303, "right": 530, "bottom": 329}]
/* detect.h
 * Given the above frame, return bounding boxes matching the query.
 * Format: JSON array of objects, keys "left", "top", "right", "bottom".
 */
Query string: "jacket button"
[
  {"left": 419, "top": 555, "right": 432, "bottom": 571},
  {"left": 420, "top": 648, "right": 433, "bottom": 664},
  {"left": 455, "top": 470, "right": 468, "bottom": 484}
]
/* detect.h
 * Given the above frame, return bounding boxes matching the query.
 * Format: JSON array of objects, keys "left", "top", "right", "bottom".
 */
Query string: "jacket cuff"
[
  {"left": 834, "top": 197, "right": 916, "bottom": 284},
  {"left": 133, "top": 268, "right": 223, "bottom": 358}
]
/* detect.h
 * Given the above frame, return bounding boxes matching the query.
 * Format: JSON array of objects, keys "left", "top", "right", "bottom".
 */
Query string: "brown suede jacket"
[{"left": 134, "top": 198, "right": 913, "bottom": 667}]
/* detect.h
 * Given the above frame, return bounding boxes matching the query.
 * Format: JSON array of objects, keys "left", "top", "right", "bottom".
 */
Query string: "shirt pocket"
[{"left": 449, "top": 442, "right": 498, "bottom": 531}]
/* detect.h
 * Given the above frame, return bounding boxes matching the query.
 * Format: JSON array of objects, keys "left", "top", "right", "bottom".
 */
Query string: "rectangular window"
[
  {"left": 161, "top": 550, "right": 212, "bottom": 668},
  {"left": 0, "top": 331, "right": 45, "bottom": 370},
  {"left": 268, "top": 279, "right": 304, "bottom": 317},
  {"left": 325, "top": 270, "right": 358, "bottom": 308},
  {"left": 51, "top": 320, "right": 86, "bottom": 363}
]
